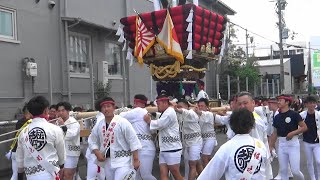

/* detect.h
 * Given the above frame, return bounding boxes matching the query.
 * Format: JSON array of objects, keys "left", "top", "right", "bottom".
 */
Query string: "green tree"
[
  {"left": 94, "top": 80, "right": 112, "bottom": 100},
  {"left": 235, "top": 56, "right": 260, "bottom": 92},
  {"left": 218, "top": 25, "right": 260, "bottom": 100}
]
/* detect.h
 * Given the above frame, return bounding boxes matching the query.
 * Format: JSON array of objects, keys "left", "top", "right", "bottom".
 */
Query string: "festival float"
[
  {"left": 117, "top": 2, "right": 227, "bottom": 101},
  {"left": 0, "top": 2, "right": 230, "bottom": 143},
  {"left": 78, "top": 2, "right": 229, "bottom": 137}
]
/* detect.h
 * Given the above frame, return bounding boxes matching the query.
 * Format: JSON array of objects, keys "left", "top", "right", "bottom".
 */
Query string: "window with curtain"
[
  {"left": 0, "top": 7, "right": 16, "bottom": 40},
  {"left": 69, "top": 33, "right": 90, "bottom": 74},
  {"left": 105, "top": 42, "right": 122, "bottom": 76}
]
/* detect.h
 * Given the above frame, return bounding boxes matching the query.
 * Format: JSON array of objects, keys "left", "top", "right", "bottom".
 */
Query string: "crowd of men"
[{"left": 4, "top": 90, "right": 320, "bottom": 180}]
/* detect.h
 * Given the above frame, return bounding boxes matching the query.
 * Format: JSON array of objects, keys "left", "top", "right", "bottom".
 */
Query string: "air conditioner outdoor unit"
[{"left": 98, "top": 61, "right": 109, "bottom": 85}]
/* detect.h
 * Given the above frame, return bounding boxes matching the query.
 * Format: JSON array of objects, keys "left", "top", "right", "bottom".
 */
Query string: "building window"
[
  {"left": 284, "top": 50, "right": 288, "bottom": 55},
  {"left": 265, "top": 74, "right": 280, "bottom": 80},
  {"left": 0, "top": 6, "right": 17, "bottom": 40},
  {"left": 69, "top": 33, "right": 90, "bottom": 75},
  {"left": 105, "top": 42, "right": 122, "bottom": 76},
  {"left": 297, "top": 49, "right": 303, "bottom": 54},
  {"left": 289, "top": 50, "right": 296, "bottom": 55},
  {"left": 273, "top": 51, "right": 280, "bottom": 56}
]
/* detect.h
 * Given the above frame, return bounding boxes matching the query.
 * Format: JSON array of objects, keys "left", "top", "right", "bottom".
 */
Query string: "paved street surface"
[{"left": 0, "top": 130, "right": 311, "bottom": 179}]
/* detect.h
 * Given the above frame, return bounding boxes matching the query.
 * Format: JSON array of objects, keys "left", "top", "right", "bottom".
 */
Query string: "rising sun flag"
[{"left": 134, "top": 16, "right": 155, "bottom": 64}]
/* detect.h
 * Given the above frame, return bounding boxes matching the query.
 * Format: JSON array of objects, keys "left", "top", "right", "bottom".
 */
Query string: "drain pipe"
[{"left": 64, "top": 21, "right": 72, "bottom": 102}]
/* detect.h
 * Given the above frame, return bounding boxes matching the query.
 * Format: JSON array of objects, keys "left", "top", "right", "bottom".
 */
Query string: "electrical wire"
[{"left": 228, "top": 21, "right": 320, "bottom": 52}]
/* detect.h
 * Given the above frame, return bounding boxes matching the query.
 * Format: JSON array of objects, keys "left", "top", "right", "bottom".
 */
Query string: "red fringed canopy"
[{"left": 120, "top": 4, "right": 227, "bottom": 56}]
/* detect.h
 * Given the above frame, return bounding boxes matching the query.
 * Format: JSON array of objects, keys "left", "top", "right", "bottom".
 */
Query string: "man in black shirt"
[
  {"left": 300, "top": 95, "right": 320, "bottom": 180},
  {"left": 269, "top": 95, "right": 307, "bottom": 180},
  {"left": 9, "top": 104, "right": 32, "bottom": 180}
]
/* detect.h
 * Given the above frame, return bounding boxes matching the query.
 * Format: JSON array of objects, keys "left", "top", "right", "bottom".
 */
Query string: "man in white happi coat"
[
  {"left": 266, "top": 98, "right": 279, "bottom": 138},
  {"left": 198, "top": 108, "right": 267, "bottom": 180},
  {"left": 237, "top": 92, "right": 273, "bottom": 179},
  {"left": 196, "top": 98, "right": 229, "bottom": 167},
  {"left": 56, "top": 102, "right": 81, "bottom": 180},
  {"left": 144, "top": 94, "right": 184, "bottom": 180},
  {"left": 85, "top": 102, "right": 105, "bottom": 180},
  {"left": 196, "top": 80, "right": 209, "bottom": 101},
  {"left": 174, "top": 98, "right": 202, "bottom": 180},
  {"left": 16, "top": 96, "right": 65, "bottom": 180},
  {"left": 224, "top": 95, "right": 238, "bottom": 139},
  {"left": 119, "top": 94, "right": 157, "bottom": 180},
  {"left": 88, "top": 97, "right": 142, "bottom": 180}
]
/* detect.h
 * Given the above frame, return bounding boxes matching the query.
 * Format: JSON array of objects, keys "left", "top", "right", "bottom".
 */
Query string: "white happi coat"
[
  {"left": 88, "top": 115, "right": 142, "bottom": 168},
  {"left": 198, "top": 134, "right": 267, "bottom": 180},
  {"left": 252, "top": 112, "right": 273, "bottom": 179},
  {"left": 225, "top": 111, "right": 269, "bottom": 144},
  {"left": 85, "top": 112, "right": 105, "bottom": 159},
  {"left": 251, "top": 112, "right": 268, "bottom": 139},
  {"left": 177, "top": 109, "right": 202, "bottom": 147},
  {"left": 120, "top": 107, "right": 156, "bottom": 151},
  {"left": 16, "top": 117, "right": 65, "bottom": 178},
  {"left": 63, "top": 116, "right": 81, "bottom": 157},
  {"left": 222, "top": 111, "right": 272, "bottom": 178},
  {"left": 254, "top": 106, "right": 267, "bottom": 118},
  {"left": 225, "top": 111, "right": 234, "bottom": 139},
  {"left": 199, "top": 111, "right": 217, "bottom": 141},
  {"left": 300, "top": 110, "right": 320, "bottom": 121},
  {"left": 254, "top": 107, "right": 270, "bottom": 134},
  {"left": 150, "top": 107, "right": 182, "bottom": 151},
  {"left": 196, "top": 90, "right": 209, "bottom": 101},
  {"left": 265, "top": 108, "right": 277, "bottom": 137}
]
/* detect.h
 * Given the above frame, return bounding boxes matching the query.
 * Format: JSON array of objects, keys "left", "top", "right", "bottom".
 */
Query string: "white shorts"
[
  {"left": 104, "top": 158, "right": 135, "bottom": 180},
  {"left": 27, "top": 172, "right": 54, "bottom": 180},
  {"left": 184, "top": 144, "right": 202, "bottom": 161},
  {"left": 159, "top": 150, "right": 182, "bottom": 165},
  {"left": 64, "top": 156, "right": 79, "bottom": 168},
  {"left": 201, "top": 139, "right": 217, "bottom": 155}
]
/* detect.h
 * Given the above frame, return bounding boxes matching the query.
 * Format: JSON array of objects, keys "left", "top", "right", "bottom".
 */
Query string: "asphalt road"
[{"left": 0, "top": 130, "right": 313, "bottom": 179}]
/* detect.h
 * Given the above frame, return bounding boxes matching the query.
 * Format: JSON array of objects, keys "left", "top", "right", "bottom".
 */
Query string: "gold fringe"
[
  {"left": 181, "top": 65, "right": 207, "bottom": 72},
  {"left": 150, "top": 61, "right": 180, "bottom": 79}
]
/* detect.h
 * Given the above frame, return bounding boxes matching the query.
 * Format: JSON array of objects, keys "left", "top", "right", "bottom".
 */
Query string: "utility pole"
[
  {"left": 246, "top": 77, "right": 249, "bottom": 91},
  {"left": 278, "top": 0, "right": 285, "bottom": 93},
  {"left": 237, "top": 76, "right": 240, "bottom": 93},
  {"left": 216, "top": 74, "right": 220, "bottom": 99},
  {"left": 270, "top": 45, "right": 273, "bottom": 60},
  {"left": 246, "top": 29, "right": 249, "bottom": 60},
  {"left": 308, "top": 42, "right": 312, "bottom": 93},
  {"left": 227, "top": 75, "right": 230, "bottom": 100}
]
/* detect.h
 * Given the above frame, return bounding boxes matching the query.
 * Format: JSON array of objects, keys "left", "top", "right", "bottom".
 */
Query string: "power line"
[
  {"left": 228, "top": 21, "right": 278, "bottom": 44},
  {"left": 228, "top": 21, "right": 320, "bottom": 52}
]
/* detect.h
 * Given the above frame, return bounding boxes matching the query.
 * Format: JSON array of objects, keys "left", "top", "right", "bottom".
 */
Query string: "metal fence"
[{"left": 209, "top": 74, "right": 281, "bottom": 100}]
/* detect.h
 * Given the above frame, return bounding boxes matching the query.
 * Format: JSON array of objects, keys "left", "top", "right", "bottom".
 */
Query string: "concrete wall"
[
  {"left": 0, "top": 0, "right": 231, "bottom": 118},
  {"left": 284, "top": 60, "right": 292, "bottom": 93},
  {"left": 65, "top": 0, "right": 154, "bottom": 107},
  {"left": 0, "top": 0, "right": 63, "bottom": 120},
  {"left": 66, "top": 0, "right": 153, "bottom": 29},
  {"left": 128, "top": 63, "right": 157, "bottom": 103},
  {"left": 66, "top": 0, "right": 125, "bottom": 29},
  {"left": 0, "top": 0, "right": 64, "bottom": 172}
]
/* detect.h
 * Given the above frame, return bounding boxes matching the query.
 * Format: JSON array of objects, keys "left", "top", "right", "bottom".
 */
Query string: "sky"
[{"left": 222, "top": 0, "right": 320, "bottom": 49}]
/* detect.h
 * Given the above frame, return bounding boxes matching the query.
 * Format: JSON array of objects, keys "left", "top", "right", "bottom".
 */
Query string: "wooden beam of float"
[
  {"left": 145, "top": 106, "right": 230, "bottom": 113},
  {"left": 77, "top": 105, "right": 230, "bottom": 137},
  {"left": 73, "top": 111, "right": 99, "bottom": 119},
  {"left": 75, "top": 105, "right": 230, "bottom": 120}
]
